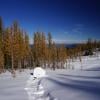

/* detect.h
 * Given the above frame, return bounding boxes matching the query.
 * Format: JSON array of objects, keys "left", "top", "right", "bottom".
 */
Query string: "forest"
[{"left": 0, "top": 16, "right": 100, "bottom": 73}]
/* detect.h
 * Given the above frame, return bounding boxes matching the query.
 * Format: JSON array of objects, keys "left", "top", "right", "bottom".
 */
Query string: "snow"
[
  {"left": 33, "top": 67, "right": 46, "bottom": 78},
  {"left": 65, "top": 54, "right": 100, "bottom": 70},
  {"left": 0, "top": 54, "right": 100, "bottom": 100},
  {"left": 42, "top": 70, "right": 100, "bottom": 100}
]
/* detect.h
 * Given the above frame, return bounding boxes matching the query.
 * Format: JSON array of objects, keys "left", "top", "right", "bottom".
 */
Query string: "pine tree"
[
  {"left": 57, "top": 44, "right": 67, "bottom": 69},
  {"left": 48, "top": 32, "right": 52, "bottom": 48},
  {"left": 47, "top": 32, "right": 52, "bottom": 68},
  {"left": 51, "top": 42, "right": 57, "bottom": 70},
  {"left": 3, "top": 28, "right": 12, "bottom": 69},
  {"left": 0, "top": 48, "right": 4, "bottom": 72},
  {"left": 0, "top": 17, "right": 4, "bottom": 72},
  {"left": 33, "top": 32, "right": 39, "bottom": 66},
  {"left": 0, "top": 16, "right": 3, "bottom": 49},
  {"left": 41, "top": 32, "right": 47, "bottom": 67},
  {"left": 23, "top": 32, "right": 31, "bottom": 68},
  {"left": 11, "top": 21, "right": 24, "bottom": 70},
  {"left": 33, "top": 32, "right": 47, "bottom": 67}
]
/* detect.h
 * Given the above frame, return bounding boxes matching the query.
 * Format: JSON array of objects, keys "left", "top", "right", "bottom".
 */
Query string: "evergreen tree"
[
  {"left": 47, "top": 32, "right": 53, "bottom": 68},
  {"left": 33, "top": 32, "right": 47, "bottom": 67},
  {"left": 3, "top": 28, "right": 12, "bottom": 69},
  {"left": 23, "top": 32, "right": 31, "bottom": 68},
  {"left": 48, "top": 32, "right": 52, "bottom": 48},
  {"left": 0, "top": 48, "right": 4, "bottom": 72},
  {"left": 0, "top": 16, "right": 3, "bottom": 49},
  {"left": 51, "top": 42, "right": 57, "bottom": 70},
  {"left": 41, "top": 32, "right": 47, "bottom": 67},
  {"left": 0, "top": 17, "right": 4, "bottom": 71}
]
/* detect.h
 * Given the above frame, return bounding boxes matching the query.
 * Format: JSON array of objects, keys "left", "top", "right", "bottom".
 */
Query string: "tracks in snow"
[{"left": 25, "top": 76, "right": 57, "bottom": 100}]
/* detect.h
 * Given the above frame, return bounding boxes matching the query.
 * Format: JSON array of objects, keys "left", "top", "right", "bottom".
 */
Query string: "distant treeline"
[{"left": 0, "top": 17, "right": 100, "bottom": 72}]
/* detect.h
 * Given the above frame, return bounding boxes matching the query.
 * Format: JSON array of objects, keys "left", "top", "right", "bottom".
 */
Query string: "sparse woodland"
[{"left": 0, "top": 17, "right": 100, "bottom": 73}]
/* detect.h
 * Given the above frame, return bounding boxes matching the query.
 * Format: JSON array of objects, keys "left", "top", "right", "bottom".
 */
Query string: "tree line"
[{"left": 0, "top": 17, "right": 100, "bottom": 73}]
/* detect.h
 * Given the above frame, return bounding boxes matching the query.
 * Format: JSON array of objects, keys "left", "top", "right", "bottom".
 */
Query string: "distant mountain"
[
  {"left": 30, "top": 43, "right": 78, "bottom": 49},
  {"left": 55, "top": 43, "right": 77, "bottom": 48}
]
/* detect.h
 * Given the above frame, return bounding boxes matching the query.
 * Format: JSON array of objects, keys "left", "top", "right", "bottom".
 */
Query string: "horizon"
[{"left": 0, "top": 0, "right": 100, "bottom": 44}]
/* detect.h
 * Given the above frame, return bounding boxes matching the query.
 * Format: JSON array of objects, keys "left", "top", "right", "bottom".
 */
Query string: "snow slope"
[
  {"left": 0, "top": 54, "right": 100, "bottom": 100},
  {"left": 42, "top": 69, "right": 100, "bottom": 100}
]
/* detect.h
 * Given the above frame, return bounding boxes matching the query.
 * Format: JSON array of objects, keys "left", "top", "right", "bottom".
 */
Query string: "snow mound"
[{"left": 34, "top": 67, "right": 46, "bottom": 78}]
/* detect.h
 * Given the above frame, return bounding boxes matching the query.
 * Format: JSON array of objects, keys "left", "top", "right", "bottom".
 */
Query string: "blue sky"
[{"left": 0, "top": 0, "right": 100, "bottom": 43}]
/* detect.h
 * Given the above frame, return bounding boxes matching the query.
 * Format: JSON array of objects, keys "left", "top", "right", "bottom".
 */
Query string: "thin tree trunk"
[
  {"left": 18, "top": 60, "right": 22, "bottom": 71},
  {"left": 11, "top": 51, "right": 14, "bottom": 70}
]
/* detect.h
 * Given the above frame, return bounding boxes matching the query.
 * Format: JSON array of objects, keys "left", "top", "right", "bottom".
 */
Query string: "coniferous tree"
[
  {"left": 41, "top": 32, "right": 47, "bottom": 67},
  {"left": 33, "top": 32, "right": 40, "bottom": 66},
  {"left": 23, "top": 32, "right": 31, "bottom": 68},
  {"left": 11, "top": 21, "right": 24, "bottom": 70},
  {"left": 47, "top": 32, "right": 53, "bottom": 68},
  {"left": 48, "top": 32, "right": 52, "bottom": 48},
  {"left": 51, "top": 42, "right": 57, "bottom": 70},
  {"left": 3, "top": 28, "right": 12, "bottom": 69},
  {"left": 33, "top": 32, "right": 48, "bottom": 67},
  {"left": 0, "top": 17, "right": 4, "bottom": 72},
  {"left": 0, "top": 48, "right": 4, "bottom": 72},
  {"left": 0, "top": 16, "right": 3, "bottom": 49}
]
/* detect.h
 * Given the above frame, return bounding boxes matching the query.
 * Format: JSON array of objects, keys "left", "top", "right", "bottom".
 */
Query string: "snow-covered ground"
[{"left": 0, "top": 54, "right": 100, "bottom": 100}]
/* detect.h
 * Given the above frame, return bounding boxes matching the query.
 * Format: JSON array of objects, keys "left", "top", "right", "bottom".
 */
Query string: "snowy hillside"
[
  {"left": 63, "top": 52, "right": 100, "bottom": 70},
  {"left": 0, "top": 54, "right": 100, "bottom": 100}
]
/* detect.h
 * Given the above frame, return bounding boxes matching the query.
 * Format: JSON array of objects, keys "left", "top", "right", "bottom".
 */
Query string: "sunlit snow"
[
  {"left": 0, "top": 53, "right": 100, "bottom": 100},
  {"left": 33, "top": 67, "right": 46, "bottom": 78}
]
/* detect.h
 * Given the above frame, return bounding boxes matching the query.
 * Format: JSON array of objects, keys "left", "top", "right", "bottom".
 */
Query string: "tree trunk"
[
  {"left": 18, "top": 59, "right": 22, "bottom": 71},
  {"left": 11, "top": 52, "right": 14, "bottom": 70}
]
